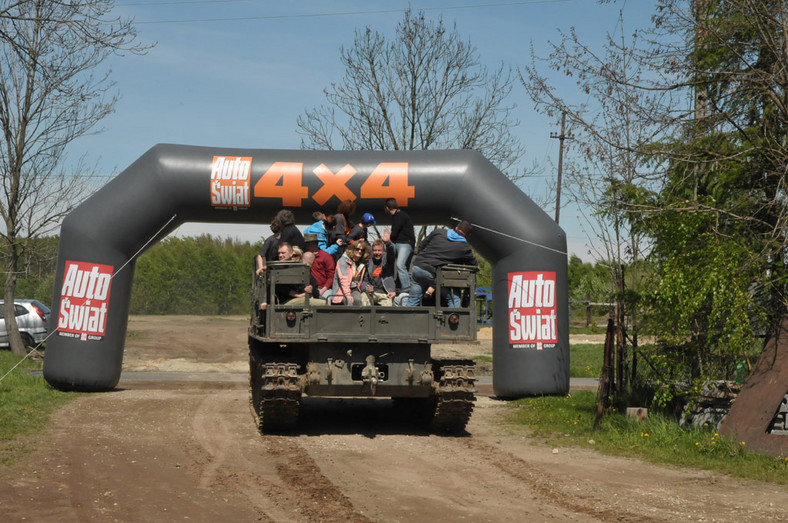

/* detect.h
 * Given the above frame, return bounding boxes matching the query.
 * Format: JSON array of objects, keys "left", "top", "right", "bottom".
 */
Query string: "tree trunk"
[{"left": 5, "top": 239, "right": 25, "bottom": 357}]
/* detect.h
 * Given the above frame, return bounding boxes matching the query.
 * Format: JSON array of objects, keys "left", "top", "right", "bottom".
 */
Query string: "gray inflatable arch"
[{"left": 43, "top": 144, "right": 568, "bottom": 398}]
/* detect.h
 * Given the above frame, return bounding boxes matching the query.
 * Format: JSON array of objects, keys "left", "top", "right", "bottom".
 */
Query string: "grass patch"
[
  {"left": 569, "top": 343, "right": 602, "bottom": 377},
  {"left": 0, "top": 351, "right": 81, "bottom": 465},
  {"left": 507, "top": 391, "right": 788, "bottom": 484}
]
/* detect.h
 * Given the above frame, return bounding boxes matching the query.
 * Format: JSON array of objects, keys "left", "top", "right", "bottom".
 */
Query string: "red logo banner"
[
  {"left": 211, "top": 156, "right": 251, "bottom": 209},
  {"left": 507, "top": 271, "right": 557, "bottom": 349},
  {"left": 58, "top": 261, "right": 113, "bottom": 341}
]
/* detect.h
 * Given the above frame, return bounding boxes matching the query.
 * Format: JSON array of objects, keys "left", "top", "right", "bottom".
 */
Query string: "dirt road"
[{"left": 1, "top": 316, "right": 785, "bottom": 522}]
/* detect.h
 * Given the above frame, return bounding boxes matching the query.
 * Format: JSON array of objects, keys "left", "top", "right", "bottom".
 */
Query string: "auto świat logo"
[
  {"left": 58, "top": 261, "right": 113, "bottom": 341},
  {"left": 211, "top": 155, "right": 251, "bottom": 209},
  {"left": 507, "top": 271, "right": 557, "bottom": 350}
]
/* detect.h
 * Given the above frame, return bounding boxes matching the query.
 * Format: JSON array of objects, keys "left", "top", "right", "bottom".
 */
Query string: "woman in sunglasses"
[{"left": 331, "top": 241, "right": 370, "bottom": 305}]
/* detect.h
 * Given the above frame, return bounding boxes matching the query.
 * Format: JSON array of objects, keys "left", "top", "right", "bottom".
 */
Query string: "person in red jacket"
[{"left": 304, "top": 233, "right": 335, "bottom": 299}]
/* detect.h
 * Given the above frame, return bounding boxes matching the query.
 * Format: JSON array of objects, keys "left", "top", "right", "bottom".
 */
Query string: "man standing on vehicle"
[
  {"left": 406, "top": 220, "right": 477, "bottom": 307},
  {"left": 384, "top": 198, "right": 415, "bottom": 292}
]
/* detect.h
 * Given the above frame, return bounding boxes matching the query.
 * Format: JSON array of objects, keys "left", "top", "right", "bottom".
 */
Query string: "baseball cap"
[
  {"left": 303, "top": 233, "right": 318, "bottom": 242},
  {"left": 362, "top": 212, "right": 376, "bottom": 225}
]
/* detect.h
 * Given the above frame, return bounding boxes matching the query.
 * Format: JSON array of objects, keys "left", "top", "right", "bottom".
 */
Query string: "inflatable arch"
[{"left": 43, "top": 145, "right": 569, "bottom": 398}]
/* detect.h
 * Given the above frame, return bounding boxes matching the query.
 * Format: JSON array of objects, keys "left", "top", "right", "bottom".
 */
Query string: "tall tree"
[
  {"left": 297, "top": 9, "right": 524, "bottom": 177},
  {"left": 636, "top": 0, "right": 788, "bottom": 379},
  {"left": 522, "top": 0, "right": 788, "bottom": 386},
  {"left": 0, "top": 1, "right": 148, "bottom": 355}
]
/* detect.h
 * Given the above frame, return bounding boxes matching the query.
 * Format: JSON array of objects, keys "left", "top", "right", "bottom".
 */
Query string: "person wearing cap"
[
  {"left": 303, "top": 233, "right": 335, "bottom": 298},
  {"left": 384, "top": 198, "right": 415, "bottom": 292},
  {"left": 406, "top": 220, "right": 477, "bottom": 307},
  {"left": 348, "top": 212, "right": 376, "bottom": 243}
]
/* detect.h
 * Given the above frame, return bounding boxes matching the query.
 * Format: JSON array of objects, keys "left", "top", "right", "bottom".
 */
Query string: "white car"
[{"left": 0, "top": 299, "right": 50, "bottom": 349}]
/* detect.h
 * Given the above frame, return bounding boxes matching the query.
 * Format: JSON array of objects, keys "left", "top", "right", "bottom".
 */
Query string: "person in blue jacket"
[{"left": 303, "top": 213, "right": 343, "bottom": 258}]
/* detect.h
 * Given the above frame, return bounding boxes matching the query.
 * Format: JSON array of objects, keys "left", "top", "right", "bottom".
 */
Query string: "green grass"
[
  {"left": 507, "top": 390, "right": 788, "bottom": 484},
  {"left": 472, "top": 341, "right": 603, "bottom": 377},
  {"left": 569, "top": 343, "right": 602, "bottom": 377},
  {"left": 0, "top": 350, "right": 81, "bottom": 465}
]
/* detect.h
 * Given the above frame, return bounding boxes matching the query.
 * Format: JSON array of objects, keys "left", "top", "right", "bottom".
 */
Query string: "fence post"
[{"left": 586, "top": 293, "right": 592, "bottom": 327}]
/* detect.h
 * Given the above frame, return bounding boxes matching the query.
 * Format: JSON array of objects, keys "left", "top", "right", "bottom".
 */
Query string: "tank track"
[
  {"left": 430, "top": 362, "right": 477, "bottom": 434},
  {"left": 249, "top": 361, "right": 302, "bottom": 433}
]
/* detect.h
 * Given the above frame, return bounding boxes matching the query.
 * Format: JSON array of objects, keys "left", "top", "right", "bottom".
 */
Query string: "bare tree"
[
  {"left": 297, "top": 9, "right": 524, "bottom": 178},
  {"left": 520, "top": 8, "right": 664, "bottom": 389},
  {"left": 0, "top": 1, "right": 148, "bottom": 355}
]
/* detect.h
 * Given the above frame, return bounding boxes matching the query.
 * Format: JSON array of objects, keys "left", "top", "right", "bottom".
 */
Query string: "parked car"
[{"left": 0, "top": 299, "right": 50, "bottom": 349}]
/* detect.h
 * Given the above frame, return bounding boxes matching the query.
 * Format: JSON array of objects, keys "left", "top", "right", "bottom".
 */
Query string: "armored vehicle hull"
[{"left": 249, "top": 261, "right": 478, "bottom": 433}]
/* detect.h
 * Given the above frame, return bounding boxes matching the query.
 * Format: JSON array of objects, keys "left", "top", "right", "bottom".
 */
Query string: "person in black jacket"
[
  {"left": 406, "top": 220, "right": 477, "bottom": 307},
  {"left": 275, "top": 209, "right": 305, "bottom": 251},
  {"left": 384, "top": 199, "right": 415, "bottom": 292},
  {"left": 255, "top": 217, "right": 282, "bottom": 275}
]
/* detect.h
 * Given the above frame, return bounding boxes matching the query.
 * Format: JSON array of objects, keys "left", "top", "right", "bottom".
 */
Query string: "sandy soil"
[{"left": 1, "top": 316, "right": 785, "bottom": 522}]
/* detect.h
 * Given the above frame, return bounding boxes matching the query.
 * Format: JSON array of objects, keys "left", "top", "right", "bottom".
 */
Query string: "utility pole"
[{"left": 550, "top": 112, "right": 573, "bottom": 224}]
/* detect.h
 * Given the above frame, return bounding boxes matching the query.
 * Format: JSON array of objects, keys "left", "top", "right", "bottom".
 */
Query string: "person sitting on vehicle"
[
  {"left": 304, "top": 213, "right": 343, "bottom": 258},
  {"left": 255, "top": 217, "right": 282, "bottom": 275},
  {"left": 330, "top": 199, "right": 355, "bottom": 258},
  {"left": 303, "top": 233, "right": 335, "bottom": 299},
  {"left": 406, "top": 220, "right": 478, "bottom": 307},
  {"left": 330, "top": 240, "right": 369, "bottom": 305},
  {"left": 363, "top": 233, "right": 397, "bottom": 306},
  {"left": 275, "top": 209, "right": 305, "bottom": 251},
  {"left": 285, "top": 251, "right": 324, "bottom": 305},
  {"left": 348, "top": 213, "right": 376, "bottom": 244},
  {"left": 260, "top": 242, "right": 312, "bottom": 309}
]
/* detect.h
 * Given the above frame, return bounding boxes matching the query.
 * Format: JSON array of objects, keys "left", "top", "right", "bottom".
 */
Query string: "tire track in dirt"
[
  {"left": 190, "top": 390, "right": 371, "bottom": 522},
  {"left": 261, "top": 435, "right": 374, "bottom": 523},
  {"left": 461, "top": 438, "right": 664, "bottom": 523},
  {"left": 192, "top": 394, "right": 232, "bottom": 489}
]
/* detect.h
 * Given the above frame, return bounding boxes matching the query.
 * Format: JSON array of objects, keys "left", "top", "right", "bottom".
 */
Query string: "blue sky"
[{"left": 69, "top": 0, "right": 653, "bottom": 260}]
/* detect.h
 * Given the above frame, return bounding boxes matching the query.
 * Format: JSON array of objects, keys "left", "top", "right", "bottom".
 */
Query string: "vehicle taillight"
[{"left": 31, "top": 304, "right": 47, "bottom": 321}]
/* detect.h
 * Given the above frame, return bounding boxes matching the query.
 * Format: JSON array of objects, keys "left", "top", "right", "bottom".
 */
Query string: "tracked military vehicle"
[{"left": 248, "top": 261, "right": 478, "bottom": 433}]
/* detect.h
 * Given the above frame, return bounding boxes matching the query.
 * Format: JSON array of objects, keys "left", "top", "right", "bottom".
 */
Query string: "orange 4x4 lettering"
[
  {"left": 312, "top": 163, "right": 356, "bottom": 205},
  {"left": 253, "top": 161, "right": 414, "bottom": 207}
]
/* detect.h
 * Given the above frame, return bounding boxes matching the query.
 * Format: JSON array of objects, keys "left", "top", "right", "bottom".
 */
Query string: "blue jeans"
[
  {"left": 394, "top": 242, "right": 412, "bottom": 291},
  {"left": 407, "top": 265, "right": 462, "bottom": 307}
]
